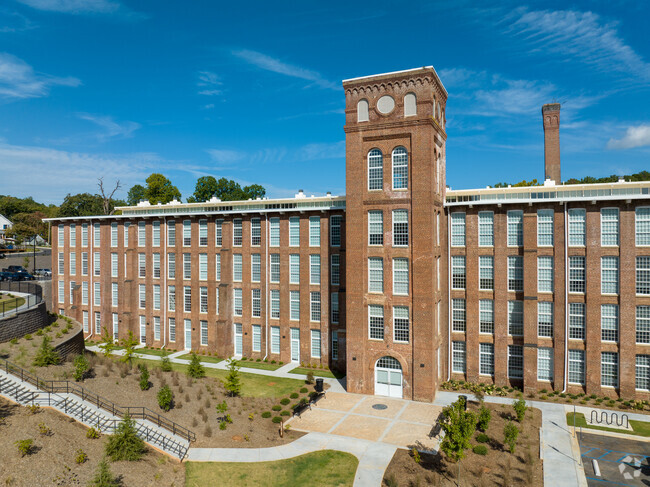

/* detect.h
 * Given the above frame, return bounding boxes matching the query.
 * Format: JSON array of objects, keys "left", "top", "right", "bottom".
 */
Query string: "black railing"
[
  {"left": 0, "top": 281, "right": 43, "bottom": 318},
  {"left": 1, "top": 358, "right": 196, "bottom": 442}
]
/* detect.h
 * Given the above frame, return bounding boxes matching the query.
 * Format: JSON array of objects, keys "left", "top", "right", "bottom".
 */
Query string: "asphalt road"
[
  {"left": 0, "top": 248, "right": 52, "bottom": 273},
  {"left": 580, "top": 432, "right": 650, "bottom": 487}
]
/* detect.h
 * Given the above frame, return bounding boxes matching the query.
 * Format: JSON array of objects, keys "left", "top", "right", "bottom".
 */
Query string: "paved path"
[{"left": 188, "top": 431, "right": 396, "bottom": 487}]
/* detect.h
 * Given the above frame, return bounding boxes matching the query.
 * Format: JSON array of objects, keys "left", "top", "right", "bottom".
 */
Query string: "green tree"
[
  {"left": 99, "top": 326, "right": 115, "bottom": 357},
  {"left": 73, "top": 354, "right": 90, "bottom": 381},
  {"left": 120, "top": 331, "right": 138, "bottom": 367},
  {"left": 160, "top": 349, "right": 172, "bottom": 372},
  {"left": 477, "top": 405, "right": 491, "bottom": 432},
  {"left": 144, "top": 173, "right": 181, "bottom": 204},
  {"left": 503, "top": 421, "right": 519, "bottom": 453},
  {"left": 89, "top": 456, "right": 121, "bottom": 486},
  {"left": 105, "top": 414, "right": 146, "bottom": 461},
  {"left": 224, "top": 357, "right": 242, "bottom": 397},
  {"left": 138, "top": 364, "right": 150, "bottom": 391},
  {"left": 157, "top": 385, "right": 173, "bottom": 411},
  {"left": 439, "top": 398, "right": 477, "bottom": 462},
  {"left": 0, "top": 195, "right": 55, "bottom": 220},
  {"left": 513, "top": 396, "right": 527, "bottom": 422},
  {"left": 58, "top": 193, "right": 105, "bottom": 217},
  {"left": 187, "top": 176, "right": 219, "bottom": 203},
  {"left": 187, "top": 352, "right": 205, "bottom": 379},
  {"left": 6, "top": 211, "right": 49, "bottom": 243},
  {"left": 126, "top": 184, "right": 146, "bottom": 206},
  {"left": 33, "top": 336, "right": 60, "bottom": 367}
]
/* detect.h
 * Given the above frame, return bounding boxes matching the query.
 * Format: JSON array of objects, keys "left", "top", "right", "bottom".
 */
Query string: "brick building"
[{"left": 46, "top": 66, "right": 650, "bottom": 402}]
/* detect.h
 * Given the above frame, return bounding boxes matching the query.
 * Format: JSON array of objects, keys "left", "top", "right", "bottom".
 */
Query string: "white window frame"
[
  {"left": 507, "top": 210, "right": 523, "bottom": 247},
  {"left": 478, "top": 211, "right": 494, "bottom": 247}
]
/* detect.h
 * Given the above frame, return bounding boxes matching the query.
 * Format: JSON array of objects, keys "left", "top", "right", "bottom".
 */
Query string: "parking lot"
[{"left": 579, "top": 432, "right": 650, "bottom": 486}]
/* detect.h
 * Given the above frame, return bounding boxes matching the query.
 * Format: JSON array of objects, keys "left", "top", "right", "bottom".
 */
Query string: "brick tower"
[
  {"left": 542, "top": 103, "right": 561, "bottom": 184},
  {"left": 343, "top": 67, "right": 448, "bottom": 402}
]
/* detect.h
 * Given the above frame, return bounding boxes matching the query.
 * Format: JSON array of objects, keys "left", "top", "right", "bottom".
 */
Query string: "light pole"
[{"left": 32, "top": 235, "right": 36, "bottom": 276}]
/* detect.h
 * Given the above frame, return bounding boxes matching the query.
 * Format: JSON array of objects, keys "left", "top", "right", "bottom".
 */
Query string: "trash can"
[
  {"left": 315, "top": 378, "right": 324, "bottom": 393},
  {"left": 459, "top": 395, "right": 467, "bottom": 410}
]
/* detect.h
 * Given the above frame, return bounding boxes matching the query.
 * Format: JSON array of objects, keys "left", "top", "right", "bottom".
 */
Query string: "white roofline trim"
[{"left": 342, "top": 66, "right": 447, "bottom": 95}]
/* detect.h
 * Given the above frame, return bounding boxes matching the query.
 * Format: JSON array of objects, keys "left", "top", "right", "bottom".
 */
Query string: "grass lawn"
[
  {"left": 238, "top": 360, "right": 282, "bottom": 371},
  {"left": 0, "top": 296, "right": 25, "bottom": 312},
  {"left": 289, "top": 367, "right": 345, "bottom": 379},
  {"left": 133, "top": 358, "right": 303, "bottom": 398},
  {"left": 135, "top": 348, "right": 172, "bottom": 357},
  {"left": 177, "top": 353, "right": 224, "bottom": 364},
  {"left": 185, "top": 450, "right": 358, "bottom": 487},
  {"left": 567, "top": 412, "right": 650, "bottom": 437}
]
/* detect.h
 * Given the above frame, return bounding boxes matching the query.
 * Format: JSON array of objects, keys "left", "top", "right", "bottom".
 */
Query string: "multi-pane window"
[
  {"left": 167, "top": 220, "right": 175, "bottom": 246},
  {"left": 252, "top": 325, "right": 261, "bottom": 352},
  {"left": 637, "top": 306, "right": 650, "bottom": 343},
  {"left": 215, "top": 254, "right": 220, "bottom": 280},
  {"left": 636, "top": 256, "right": 650, "bottom": 294},
  {"left": 568, "top": 209, "right": 586, "bottom": 246},
  {"left": 199, "top": 219, "right": 208, "bottom": 246},
  {"left": 393, "top": 258, "right": 409, "bottom": 295},
  {"left": 82, "top": 282, "right": 88, "bottom": 305},
  {"left": 58, "top": 224, "right": 64, "bottom": 246},
  {"left": 393, "top": 210, "right": 408, "bottom": 246},
  {"left": 507, "top": 256, "right": 523, "bottom": 291},
  {"left": 601, "top": 351, "right": 618, "bottom": 387},
  {"left": 215, "top": 219, "right": 222, "bottom": 246},
  {"left": 330, "top": 215, "right": 342, "bottom": 246},
  {"left": 508, "top": 300, "right": 523, "bottom": 336},
  {"left": 70, "top": 224, "right": 77, "bottom": 247},
  {"left": 110, "top": 222, "right": 117, "bottom": 247},
  {"left": 451, "top": 298, "right": 466, "bottom": 332},
  {"left": 289, "top": 217, "right": 300, "bottom": 246},
  {"left": 183, "top": 253, "right": 191, "bottom": 279},
  {"left": 270, "top": 254, "right": 280, "bottom": 283},
  {"left": 636, "top": 207, "right": 650, "bottom": 246},
  {"left": 111, "top": 253, "right": 118, "bottom": 278},
  {"left": 310, "top": 291, "right": 321, "bottom": 322},
  {"left": 95, "top": 312, "right": 102, "bottom": 335},
  {"left": 184, "top": 286, "right": 191, "bottom": 312},
  {"left": 601, "top": 304, "right": 619, "bottom": 342},
  {"left": 152, "top": 253, "right": 161, "bottom": 278},
  {"left": 569, "top": 256, "right": 585, "bottom": 293},
  {"left": 252, "top": 289, "right": 261, "bottom": 318},
  {"left": 197, "top": 253, "right": 207, "bottom": 280},
  {"left": 537, "top": 256, "right": 554, "bottom": 293},
  {"left": 138, "top": 284, "right": 146, "bottom": 308},
  {"left": 250, "top": 254, "right": 260, "bottom": 282},
  {"left": 270, "top": 289, "right": 280, "bottom": 319},
  {"left": 69, "top": 281, "right": 76, "bottom": 304},
  {"left": 368, "top": 211, "right": 383, "bottom": 245},
  {"left": 169, "top": 318, "right": 176, "bottom": 342},
  {"left": 112, "top": 313, "right": 118, "bottom": 340},
  {"left": 93, "top": 252, "right": 101, "bottom": 276},
  {"left": 508, "top": 345, "right": 523, "bottom": 379},
  {"left": 138, "top": 253, "right": 146, "bottom": 278},
  {"left": 393, "top": 306, "right": 409, "bottom": 343},
  {"left": 183, "top": 220, "right": 191, "bottom": 246},
  {"left": 331, "top": 255, "right": 340, "bottom": 286},
  {"left": 479, "top": 300, "right": 494, "bottom": 334},
  {"left": 368, "top": 149, "right": 383, "bottom": 190},
  {"left": 200, "top": 286, "right": 208, "bottom": 313},
  {"left": 69, "top": 252, "right": 76, "bottom": 275},
  {"left": 153, "top": 284, "right": 161, "bottom": 310},
  {"left": 251, "top": 218, "right": 261, "bottom": 246},
  {"left": 309, "top": 216, "right": 320, "bottom": 247},
  {"left": 569, "top": 349, "right": 585, "bottom": 385},
  {"left": 233, "top": 254, "right": 243, "bottom": 282},
  {"left": 451, "top": 212, "right": 466, "bottom": 247},
  {"left": 569, "top": 303, "right": 586, "bottom": 339},
  {"left": 478, "top": 211, "right": 494, "bottom": 246},
  {"left": 392, "top": 147, "right": 408, "bottom": 189},
  {"left": 478, "top": 256, "right": 494, "bottom": 290},
  {"left": 331, "top": 331, "right": 338, "bottom": 361},
  {"left": 233, "top": 219, "right": 242, "bottom": 246},
  {"left": 271, "top": 326, "right": 280, "bottom": 354},
  {"left": 368, "top": 258, "right": 384, "bottom": 293},
  {"left": 168, "top": 253, "right": 175, "bottom": 279},
  {"left": 601, "top": 208, "right": 619, "bottom": 246},
  {"left": 507, "top": 210, "right": 523, "bottom": 247},
  {"left": 479, "top": 343, "right": 494, "bottom": 376},
  {"left": 168, "top": 285, "right": 175, "bottom": 311},
  {"left": 233, "top": 288, "right": 242, "bottom": 316},
  {"left": 601, "top": 256, "right": 619, "bottom": 294},
  {"left": 93, "top": 223, "right": 100, "bottom": 247},
  {"left": 290, "top": 291, "right": 300, "bottom": 320},
  {"left": 200, "top": 320, "right": 208, "bottom": 346},
  {"left": 310, "top": 254, "right": 321, "bottom": 285},
  {"left": 58, "top": 280, "right": 64, "bottom": 304},
  {"left": 111, "top": 282, "right": 118, "bottom": 307},
  {"left": 311, "top": 330, "right": 321, "bottom": 358},
  {"left": 289, "top": 254, "right": 300, "bottom": 284},
  {"left": 538, "top": 348, "right": 553, "bottom": 381},
  {"left": 152, "top": 221, "right": 160, "bottom": 247},
  {"left": 637, "top": 355, "right": 650, "bottom": 390},
  {"left": 81, "top": 252, "right": 88, "bottom": 276},
  {"left": 369, "top": 305, "right": 384, "bottom": 339},
  {"left": 538, "top": 302, "right": 554, "bottom": 337},
  {"left": 451, "top": 256, "right": 466, "bottom": 290},
  {"left": 81, "top": 223, "right": 88, "bottom": 247},
  {"left": 138, "top": 221, "right": 146, "bottom": 247},
  {"left": 331, "top": 292, "right": 339, "bottom": 324},
  {"left": 537, "top": 209, "right": 554, "bottom": 246},
  {"left": 269, "top": 217, "right": 280, "bottom": 246},
  {"left": 58, "top": 252, "right": 64, "bottom": 274},
  {"left": 452, "top": 341, "right": 466, "bottom": 373}
]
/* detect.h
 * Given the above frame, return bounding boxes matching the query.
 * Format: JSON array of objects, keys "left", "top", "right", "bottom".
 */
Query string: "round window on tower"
[{"left": 377, "top": 95, "right": 395, "bottom": 114}]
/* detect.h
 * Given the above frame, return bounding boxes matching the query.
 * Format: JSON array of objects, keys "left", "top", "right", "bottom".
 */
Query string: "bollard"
[{"left": 592, "top": 459, "right": 601, "bottom": 477}]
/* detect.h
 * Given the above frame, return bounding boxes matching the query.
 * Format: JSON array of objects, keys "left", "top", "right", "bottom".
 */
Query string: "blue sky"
[{"left": 0, "top": 0, "right": 649, "bottom": 204}]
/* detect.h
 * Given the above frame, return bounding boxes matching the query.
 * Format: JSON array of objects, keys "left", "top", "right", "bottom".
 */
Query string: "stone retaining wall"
[
  {"left": 54, "top": 324, "right": 85, "bottom": 360},
  {"left": 0, "top": 301, "right": 48, "bottom": 342}
]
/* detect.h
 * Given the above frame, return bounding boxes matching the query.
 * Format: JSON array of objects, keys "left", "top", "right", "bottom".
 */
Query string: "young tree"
[
  {"left": 186, "top": 352, "right": 205, "bottom": 379},
  {"left": 99, "top": 326, "right": 115, "bottom": 357},
  {"left": 504, "top": 421, "right": 519, "bottom": 453},
  {"left": 120, "top": 331, "right": 138, "bottom": 367},
  {"left": 477, "top": 405, "right": 491, "bottom": 432},
  {"left": 105, "top": 414, "right": 145, "bottom": 461},
  {"left": 224, "top": 357, "right": 242, "bottom": 397},
  {"left": 144, "top": 173, "right": 181, "bottom": 204},
  {"left": 160, "top": 349, "right": 172, "bottom": 372},
  {"left": 157, "top": 385, "right": 173, "bottom": 411},
  {"left": 439, "top": 398, "right": 477, "bottom": 462},
  {"left": 33, "top": 336, "right": 60, "bottom": 367},
  {"left": 73, "top": 354, "right": 91, "bottom": 381},
  {"left": 513, "top": 396, "right": 527, "bottom": 422},
  {"left": 89, "top": 456, "right": 121, "bottom": 487},
  {"left": 138, "top": 363, "right": 150, "bottom": 391}
]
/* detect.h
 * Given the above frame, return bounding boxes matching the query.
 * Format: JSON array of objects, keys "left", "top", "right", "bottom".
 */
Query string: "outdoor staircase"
[{"left": 0, "top": 369, "right": 191, "bottom": 459}]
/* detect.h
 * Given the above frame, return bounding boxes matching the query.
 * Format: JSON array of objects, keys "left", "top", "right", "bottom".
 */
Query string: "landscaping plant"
[
  {"left": 215, "top": 400, "right": 228, "bottom": 414},
  {"left": 15, "top": 439, "right": 34, "bottom": 457},
  {"left": 473, "top": 445, "right": 488, "bottom": 455},
  {"left": 105, "top": 414, "right": 146, "bottom": 461},
  {"left": 72, "top": 354, "right": 90, "bottom": 382},
  {"left": 513, "top": 396, "right": 527, "bottom": 422},
  {"left": 157, "top": 385, "right": 173, "bottom": 412},
  {"left": 160, "top": 350, "right": 172, "bottom": 372},
  {"left": 503, "top": 421, "right": 519, "bottom": 453},
  {"left": 477, "top": 405, "right": 491, "bottom": 432},
  {"left": 75, "top": 449, "right": 88, "bottom": 464},
  {"left": 90, "top": 457, "right": 121, "bottom": 487},
  {"left": 306, "top": 370, "right": 315, "bottom": 384},
  {"left": 187, "top": 352, "right": 206, "bottom": 379},
  {"left": 138, "top": 363, "right": 150, "bottom": 391},
  {"left": 32, "top": 336, "right": 60, "bottom": 367},
  {"left": 86, "top": 427, "right": 101, "bottom": 439},
  {"left": 439, "top": 398, "right": 477, "bottom": 462},
  {"left": 120, "top": 331, "right": 138, "bottom": 367},
  {"left": 224, "top": 357, "right": 241, "bottom": 396},
  {"left": 99, "top": 326, "right": 115, "bottom": 357}
]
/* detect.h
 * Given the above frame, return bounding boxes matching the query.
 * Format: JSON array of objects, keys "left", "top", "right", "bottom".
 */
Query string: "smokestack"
[{"left": 542, "top": 103, "right": 561, "bottom": 184}]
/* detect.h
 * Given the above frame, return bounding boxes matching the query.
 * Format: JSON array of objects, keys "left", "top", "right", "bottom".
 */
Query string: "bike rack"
[{"left": 589, "top": 409, "right": 629, "bottom": 429}]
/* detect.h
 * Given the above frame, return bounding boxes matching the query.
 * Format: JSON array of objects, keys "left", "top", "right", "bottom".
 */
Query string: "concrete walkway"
[{"left": 187, "top": 431, "right": 397, "bottom": 487}]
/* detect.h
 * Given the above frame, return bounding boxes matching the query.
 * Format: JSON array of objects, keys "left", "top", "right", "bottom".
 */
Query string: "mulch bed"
[{"left": 383, "top": 402, "right": 543, "bottom": 487}]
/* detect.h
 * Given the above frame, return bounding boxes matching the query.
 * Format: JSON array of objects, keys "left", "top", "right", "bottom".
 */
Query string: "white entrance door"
[
  {"left": 375, "top": 356, "right": 403, "bottom": 398},
  {"left": 234, "top": 323, "right": 243, "bottom": 356},
  {"left": 290, "top": 328, "right": 300, "bottom": 362},
  {"left": 184, "top": 319, "right": 192, "bottom": 351}
]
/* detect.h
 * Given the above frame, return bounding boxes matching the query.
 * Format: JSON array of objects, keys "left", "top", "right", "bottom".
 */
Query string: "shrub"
[
  {"left": 306, "top": 371, "right": 315, "bottom": 384},
  {"left": 477, "top": 405, "right": 491, "bottom": 432},
  {"left": 138, "top": 364, "right": 151, "bottom": 391},
  {"left": 504, "top": 421, "right": 519, "bottom": 453},
  {"left": 513, "top": 397, "right": 527, "bottom": 422},
  {"left": 25, "top": 334, "right": 32, "bottom": 340},
  {"left": 280, "top": 398, "right": 290, "bottom": 406},
  {"left": 160, "top": 350, "right": 172, "bottom": 372},
  {"left": 157, "top": 385, "right": 173, "bottom": 411},
  {"left": 219, "top": 421, "right": 227, "bottom": 430},
  {"left": 187, "top": 353, "right": 206, "bottom": 379},
  {"left": 290, "top": 393, "right": 299, "bottom": 399},
  {"left": 476, "top": 433, "right": 489, "bottom": 443},
  {"left": 10, "top": 338, "right": 18, "bottom": 345},
  {"left": 89, "top": 457, "right": 120, "bottom": 487},
  {"left": 261, "top": 411, "right": 271, "bottom": 418},
  {"left": 272, "top": 416, "right": 282, "bottom": 424},
  {"left": 27, "top": 404, "right": 40, "bottom": 415},
  {"left": 15, "top": 439, "right": 33, "bottom": 457},
  {"left": 224, "top": 357, "right": 241, "bottom": 396},
  {"left": 280, "top": 410, "right": 290, "bottom": 417},
  {"left": 473, "top": 445, "right": 488, "bottom": 455},
  {"left": 439, "top": 398, "right": 477, "bottom": 462},
  {"left": 33, "top": 336, "right": 60, "bottom": 367},
  {"left": 248, "top": 413, "right": 254, "bottom": 421},
  {"left": 300, "top": 387, "right": 308, "bottom": 393},
  {"left": 73, "top": 354, "right": 90, "bottom": 382},
  {"left": 272, "top": 405, "right": 282, "bottom": 411},
  {"left": 75, "top": 449, "right": 88, "bottom": 464},
  {"left": 119, "top": 331, "right": 138, "bottom": 367},
  {"left": 279, "top": 361, "right": 284, "bottom": 365},
  {"left": 216, "top": 400, "right": 228, "bottom": 414},
  {"left": 105, "top": 415, "right": 146, "bottom": 461},
  {"left": 411, "top": 447, "right": 421, "bottom": 464},
  {"left": 35, "top": 329, "right": 43, "bottom": 336},
  {"left": 86, "top": 427, "right": 101, "bottom": 439},
  {"left": 38, "top": 422, "right": 51, "bottom": 436},
  {"left": 271, "top": 360, "right": 276, "bottom": 364}
]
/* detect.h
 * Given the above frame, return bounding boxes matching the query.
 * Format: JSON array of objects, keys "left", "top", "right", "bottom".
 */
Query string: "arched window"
[
  {"left": 368, "top": 149, "right": 383, "bottom": 190},
  {"left": 357, "top": 99, "right": 369, "bottom": 122},
  {"left": 376, "top": 356, "right": 401, "bottom": 369},
  {"left": 404, "top": 93, "right": 417, "bottom": 116},
  {"left": 392, "top": 147, "right": 408, "bottom": 190}
]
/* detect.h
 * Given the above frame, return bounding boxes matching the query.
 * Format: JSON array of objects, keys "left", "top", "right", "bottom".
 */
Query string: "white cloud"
[
  {"left": 0, "top": 52, "right": 80, "bottom": 99},
  {"left": 506, "top": 8, "right": 650, "bottom": 81},
  {"left": 206, "top": 141, "right": 344, "bottom": 167},
  {"left": 205, "top": 148, "right": 245, "bottom": 165},
  {"left": 197, "top": 70, "right": 222, "bottom": 96},
  {"left": 77, "top": 113, "right": 140, "bottom": 140},
  {"left": 232, "top": 49, "right": 337, "bottom": 90},
  {"left": 0, "top": 10, "right": 35, "bottom": 32},
  {"left": 607, "top": 124, "right": 650, "bottom": 150},
  {"left": 16, "top": 0, "right": 120, "bottom": 14}
]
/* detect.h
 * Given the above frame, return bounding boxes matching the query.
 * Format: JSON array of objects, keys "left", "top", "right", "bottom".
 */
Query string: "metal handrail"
[
  {"left": 1, "top": 358, "right": 196, "bottom": 442},
  {"left": 0, "top": 281, "right": 43, "bottom": 318}
]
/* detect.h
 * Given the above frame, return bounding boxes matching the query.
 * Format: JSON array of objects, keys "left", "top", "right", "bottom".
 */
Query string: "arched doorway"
[{"left": 375, "top": 356, "right": 403, "bottom": 398}]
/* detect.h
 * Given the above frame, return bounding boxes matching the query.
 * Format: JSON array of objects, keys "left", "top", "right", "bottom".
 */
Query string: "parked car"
[
  {"left": 34, "top": 268, "right": 52, "bottom": 277},
  {"left": 3, "top": 265, "right": 28, "bottom": 274},
  {"left": 0, "top": 271, "right": 19, "bottom": 281},
  {"left": 13, "top": 272, "right": 34, "bottom": 281}
]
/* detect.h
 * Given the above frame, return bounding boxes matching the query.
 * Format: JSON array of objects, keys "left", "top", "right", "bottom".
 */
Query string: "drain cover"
[{"left": 372, "top": 404, "right": 388, "bottom": 410}]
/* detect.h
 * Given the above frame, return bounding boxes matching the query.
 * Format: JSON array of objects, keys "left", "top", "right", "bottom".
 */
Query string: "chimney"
[{"left": 542, "top": 103, "right": 561, "bottom": 184}]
